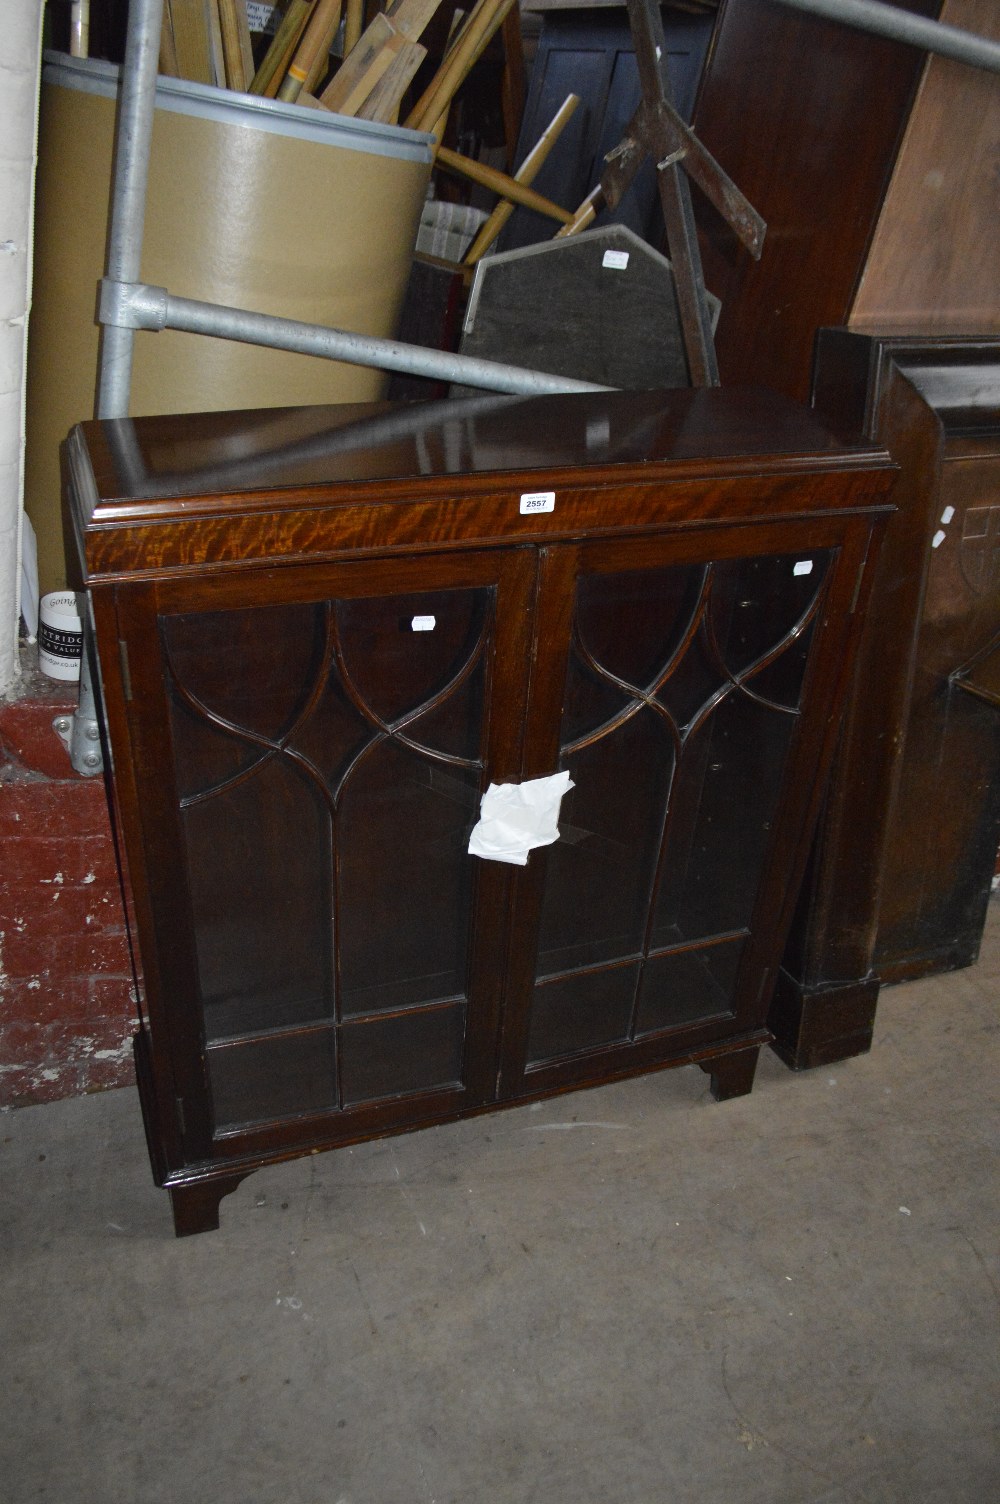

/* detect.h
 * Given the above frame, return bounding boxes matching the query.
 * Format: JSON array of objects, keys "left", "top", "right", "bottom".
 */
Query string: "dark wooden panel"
[
  {"left": 209, "top": 1029, "right": 338, "bottom": 1129},
  {"left": 875, "top": 450, "right": 1000, "bottom": 980},
  {"left": 691, "top": 0, "right": 940, "bottom": 401},
  {"left": 777, "top": 331, "right": 1000, "bottom": 1068},
  {"left": 851, "top": 0, "right": 1000, "bottom": 332},
  {"left": 340, "top": 1003, "right": 467, "bottom": 1106}
]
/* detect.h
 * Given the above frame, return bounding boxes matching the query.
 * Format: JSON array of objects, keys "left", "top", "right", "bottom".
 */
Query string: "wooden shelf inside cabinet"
[{"left": 64, "top": 387, "right": 894, "bottom": 1236}]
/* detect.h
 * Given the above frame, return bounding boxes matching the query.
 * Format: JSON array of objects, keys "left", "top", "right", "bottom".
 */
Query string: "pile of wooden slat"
[
  {"left": 157, "top": 0, "right": 584, "bottom": 264},
  {"left": 159, "top": 0, "right": 512, "bottom": 129}
]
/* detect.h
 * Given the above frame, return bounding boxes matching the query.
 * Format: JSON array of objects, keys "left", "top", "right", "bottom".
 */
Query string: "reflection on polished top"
[
  {"left": 66, "top": 387, "right": 895, "bottom": 585},
  {"left": 73, "top": 387, "right": 878, "bottom": 511}
]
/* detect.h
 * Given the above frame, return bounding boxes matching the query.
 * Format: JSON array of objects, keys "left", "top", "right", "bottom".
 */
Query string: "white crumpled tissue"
[{"left": 467, "top": 771, "right": 575, "bottom": 866}]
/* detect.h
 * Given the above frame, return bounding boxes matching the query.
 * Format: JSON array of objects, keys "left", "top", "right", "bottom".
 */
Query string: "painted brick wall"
[{"left": 0, "top": 653, "right": 135, "bottom": 1107}]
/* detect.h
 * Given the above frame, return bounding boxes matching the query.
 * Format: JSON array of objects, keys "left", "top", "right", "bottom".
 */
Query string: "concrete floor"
[{"left": 2, "top": 903, "right": 997, "bottom": 1504}]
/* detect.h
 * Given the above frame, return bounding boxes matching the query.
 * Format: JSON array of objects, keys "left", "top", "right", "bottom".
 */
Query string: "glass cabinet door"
[
  {"left": 510, "top": 543, "right": 835, "bottom": 1085},
  {"left": 135, "top": 551, "right": 533, "bottom": 1145}
]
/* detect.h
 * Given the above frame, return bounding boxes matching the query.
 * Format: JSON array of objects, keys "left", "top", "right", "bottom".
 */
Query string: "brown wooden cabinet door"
[
  {"left": 500, "top": 528, "right": 844, "bottom": 1095},
  {"left": 120, "top": 549, "right": 536, "bottom": 1158}
]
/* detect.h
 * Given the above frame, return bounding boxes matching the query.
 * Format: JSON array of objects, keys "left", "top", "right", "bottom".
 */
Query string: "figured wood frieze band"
[{"left": 79, "top": 471, "right": 894, "bottom": 582}]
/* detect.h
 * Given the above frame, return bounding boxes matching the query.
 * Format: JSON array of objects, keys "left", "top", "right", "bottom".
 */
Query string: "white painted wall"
[{"left": 0, "top": 1, "right": 44, "bottom": 697}]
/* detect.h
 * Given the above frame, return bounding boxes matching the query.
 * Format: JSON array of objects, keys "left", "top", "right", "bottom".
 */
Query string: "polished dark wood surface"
[
  {"left": 67, "top": 389, "right": 894, "bottom": 1234},
  {"left": 72, "top": 386, "right": 877, "bottom": 504},
  {"left": 776, "top": 331, "right": 1000, "bottom": 1069},
  {"left": 67, "top": 388, "right": 892, "bottom": 588},
  {"left": 691, "top": 0, "right": 939, "bottom": 402}
]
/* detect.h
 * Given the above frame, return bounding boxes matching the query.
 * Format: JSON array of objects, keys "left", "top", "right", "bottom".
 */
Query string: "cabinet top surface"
[
  {"left": 66, "top": 389, "right": 895, "bottom": 583},
  {"left": 71, "top": 388, "right": 889, "bottom": 512},
  {"left": 814, "top": 329, "right": 1000, "bottom": 445}
]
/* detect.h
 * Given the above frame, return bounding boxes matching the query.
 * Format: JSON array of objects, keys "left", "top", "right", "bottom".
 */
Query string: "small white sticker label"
[
  {"left": 793, "top": 560, "right": 814, "bottom": 576},
  {"left": 519, "top": 491, "right": 555, "bottom": 515},
  {"left": 411, "top": 615, "right": 436, "bottom": 632},
  {"left": 932, "top": 529, "right": 946, "bottom": 549},
  {"left": 602, "top": 249, "right": 630, "bottom": 270},
  {"left": 941, "top": 506, "right": 955, "bottom": 524},
  {"left": 246, "top": 1, "right": 280, "bottom": 31}
]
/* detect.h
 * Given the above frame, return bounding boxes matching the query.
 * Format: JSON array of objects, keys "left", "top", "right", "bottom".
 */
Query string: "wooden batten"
[
  {"left": 216, "top": 0, "right": 254, "bottom": 91},
  {"left": 356, "top": 40, "right": 428, "bottom": 123},
  {"left": 319, "top": 13, "right": 403, "bottom": 115},
  {"left": 248, "top": 0, "right": 313, "bottom": 95},
  {"left": 277, "top": 0, "right": 344, "bottom": 101},
  {"left": 405, "top": 0, "right": 517, "bottom": 133}
]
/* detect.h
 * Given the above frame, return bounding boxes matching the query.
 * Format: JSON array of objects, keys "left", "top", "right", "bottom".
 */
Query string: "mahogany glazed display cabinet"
[{"left": 64, "top": 388, "right": 894, "bottom": 1236}]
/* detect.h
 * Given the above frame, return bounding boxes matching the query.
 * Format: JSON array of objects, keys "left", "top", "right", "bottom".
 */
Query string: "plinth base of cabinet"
[
  {"left": 877, "top": 933, "right": 984, "bottom": 988},
  {"left": 138, "top": 1034, "right": 772, "bottom": 1237},
  {"left": 768, "top": 969, "right": 880, "bottom": 1071}
]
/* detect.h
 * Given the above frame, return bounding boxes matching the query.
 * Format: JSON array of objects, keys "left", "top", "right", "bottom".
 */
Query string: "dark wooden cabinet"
[
  {"left": 774, "top": 332, "right": 1000, "bottom": 1070},
  {"left": 65, "top": 388, "right": 893, "bottom": 1235}
]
